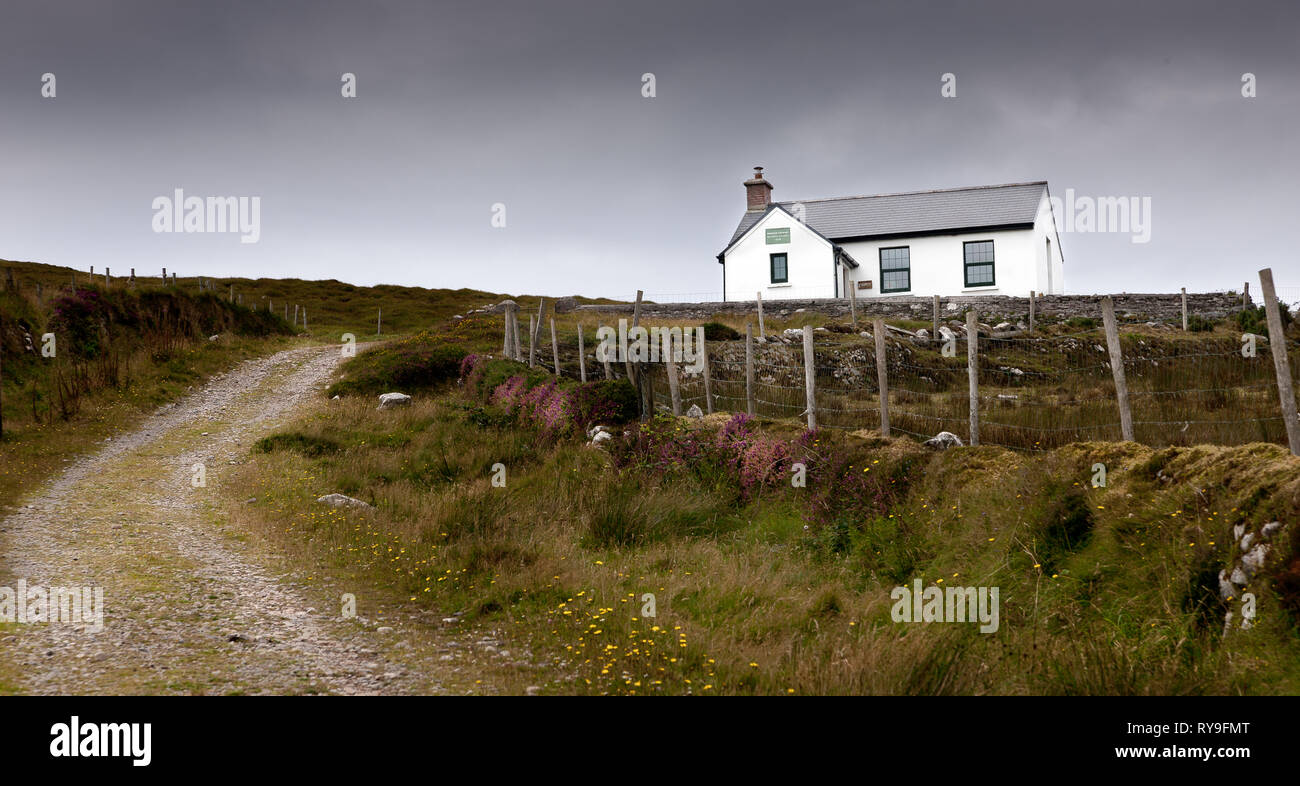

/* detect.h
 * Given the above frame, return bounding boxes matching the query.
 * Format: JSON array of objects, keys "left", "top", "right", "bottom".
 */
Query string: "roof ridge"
[{"left": 777, "top": 180, "right": 1047, "bottom": 205}]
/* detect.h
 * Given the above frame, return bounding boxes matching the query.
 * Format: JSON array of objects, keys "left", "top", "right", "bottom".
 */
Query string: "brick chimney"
[{"left": 744, "top": 166, "right": 773, "bottom": 211}]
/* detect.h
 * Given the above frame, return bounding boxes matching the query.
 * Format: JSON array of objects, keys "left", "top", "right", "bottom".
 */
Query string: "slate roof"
[{"left": 726, "top": 181, "right": 1048, "bottom": 249}]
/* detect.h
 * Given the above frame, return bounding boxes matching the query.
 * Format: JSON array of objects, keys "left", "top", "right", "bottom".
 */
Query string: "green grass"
[{"left": 228, "top": 378, "right": 1300, "bottom": 695}]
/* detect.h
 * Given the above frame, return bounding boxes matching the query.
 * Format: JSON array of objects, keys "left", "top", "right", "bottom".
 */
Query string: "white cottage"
[{"left": 716, "top": 168, "right": 1065, "bottom": 301}]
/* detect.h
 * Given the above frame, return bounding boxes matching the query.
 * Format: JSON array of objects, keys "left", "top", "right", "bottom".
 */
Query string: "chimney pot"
[{"left": 744, "top": 166, "right": 773, "bottom": 212}]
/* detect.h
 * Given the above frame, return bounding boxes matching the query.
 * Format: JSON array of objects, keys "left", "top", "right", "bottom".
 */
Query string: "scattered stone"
[
  {"left": 316, "top": 493, "right": 375, "bottom": 510},
  {"left": 923, "top": 431, "right": 964, "bottom": 450},
  {"left": 685, "top": 404, "right": 704, "bottom": 419},
  {"left": 525, "top": 686, "right": 542, "bottom": 696},
  {"left": 377, "top": 392, "right": 412, "bottom": 410}
]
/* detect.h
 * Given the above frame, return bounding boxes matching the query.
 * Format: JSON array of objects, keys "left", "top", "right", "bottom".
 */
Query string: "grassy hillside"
[
  {"left": 232, "top": 354, "right": 1300, "bottom": 695},
  {"left": 0, "top": 259, "right": 619, "bottom": 341}
]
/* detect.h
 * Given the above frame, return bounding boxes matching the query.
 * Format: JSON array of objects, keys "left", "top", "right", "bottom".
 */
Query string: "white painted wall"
[
  {"left": 721, "top": 193, "right": 1066, "bottom": 300},
  {"left": 721, "top": 207, "right": 837, "bottom": 301}
]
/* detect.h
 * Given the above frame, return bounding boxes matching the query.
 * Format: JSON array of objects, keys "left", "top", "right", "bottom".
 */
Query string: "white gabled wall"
[{"left": 722, "top": 208, "right": 836, "bottom": 301}]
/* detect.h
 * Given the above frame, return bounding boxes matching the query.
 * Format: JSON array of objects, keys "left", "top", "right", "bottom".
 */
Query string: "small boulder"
[
  {"left": 317, "top": 493, "right": 375, "bottom": 510},
  {"left": 915, "top": 328, "right": 930, "bottom": 340},
  {"left": 377, "top": 392, "right": 412, "bottom": 410},
  {"left": 994, "top": 322, "right": 1013, "bottom": 331},
  {"left": 923, "top": 431, "right": 964, "bottom": 450},
  {"left": 685, "top": 404, "right": 704, "bottom": 418},
  {"left": 553, "top": 296, "right": 578, "bottom": 313}
]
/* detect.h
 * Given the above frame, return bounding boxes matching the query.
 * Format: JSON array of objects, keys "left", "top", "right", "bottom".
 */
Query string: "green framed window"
[
  {"left": 879, "top": 246, "right": 911, "bottom": 293},
  {"left": 770, "top": 253, "right": 788, "bottom": 284},
  {"left": 963, "top": 240, "right": 995, "bottom": 287}
]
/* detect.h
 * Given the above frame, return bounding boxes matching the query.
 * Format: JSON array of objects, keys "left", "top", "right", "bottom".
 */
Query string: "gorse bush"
[
  {"left": 328, "top": 333, "right": 468, "bottom": 397},
  {"left": 1232, "top": 302, "right": 1292, "bottom": 338},
  {"left": 701, "top": 322, "right": 741, "bottom": 342}
]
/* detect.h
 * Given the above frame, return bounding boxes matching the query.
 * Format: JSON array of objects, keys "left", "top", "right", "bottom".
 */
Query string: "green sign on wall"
[{"left": 765, "top": 227, "right": 790, "bottom": 245}]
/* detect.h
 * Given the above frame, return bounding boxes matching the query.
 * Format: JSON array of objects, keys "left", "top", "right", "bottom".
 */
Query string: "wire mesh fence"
[{"left": 515, "top": 305, "right": 1299, "bottom": 454}]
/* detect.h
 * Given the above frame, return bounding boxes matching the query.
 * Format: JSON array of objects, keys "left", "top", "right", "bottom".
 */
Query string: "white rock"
[
  {"left": 208, "top": 335, "right": 220, "bottom": 341},
  {"left": 316, "top": 493, "right": 375, "bottom": 510},
  {"left": 685, "top": 404, "right": 704, "bottom": 418},
  {"left": 923, "top": 431, "right": 964, "bottom": 449},
  {"left": 377, "top": 392, "right": 412, "bottom": 410},
  {"left": 590, "top": 431, "right": 613, "bottom": 445}
]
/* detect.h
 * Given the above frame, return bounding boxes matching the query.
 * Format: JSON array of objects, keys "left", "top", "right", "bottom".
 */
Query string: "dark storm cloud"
[{"left": 1, "top": 0, "right": 1296, "bottom": 298}]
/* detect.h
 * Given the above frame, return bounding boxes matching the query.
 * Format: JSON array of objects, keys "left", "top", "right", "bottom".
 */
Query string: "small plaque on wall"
[
  {"left": 857, "top": 280, "right": 872, "bottom": 290},
  {"left": 765, "top": 228, "right": 790, "bottom": 244}
]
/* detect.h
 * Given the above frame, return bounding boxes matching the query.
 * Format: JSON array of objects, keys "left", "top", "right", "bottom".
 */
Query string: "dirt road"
[{"left": 0, "top": 346, "right": 474, "bottom": 695}]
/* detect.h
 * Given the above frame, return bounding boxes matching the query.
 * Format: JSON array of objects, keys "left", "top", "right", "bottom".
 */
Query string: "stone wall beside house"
[{"left": 574, "top": 291, "right": 1250, "bottom": 324}]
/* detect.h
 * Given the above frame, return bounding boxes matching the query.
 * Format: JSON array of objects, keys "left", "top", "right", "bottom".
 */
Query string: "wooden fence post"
[
  {"left": 503, "top": 310, "right": 513, "bottom": 357},
  {"left": 802, "top": 325, "right": 817, "bottom": 429},
  {"left": 932, "top": 295, "right": 940, "bottom": 345},
  {"left": 510, "top": 308, "right": 522, "bottom": 362},
  {"left": 627, "top": 292, "right": 645, "bottom": 416},
  {"left": 377, "top": 308, "right": 382, "bottom": 336},
  {"left": 577, "top": 324, "right": 587, "bottom": 383},
  {"left": 130, "top": 268, "right": 135, "bottom": 287},
  {"left": 531, "top": 298, "right": 546, "bottom": 363},
  {"left": 1259, "top": 268, "right": 1300, "bottom": 455},
  {"left": 1100, "top": 296, "right": 1134, "bottom": 441},
  {"left": 0, "top": 307, "right": 5, "bottom": 438},
  {"left": 701, "top": 333, "right": 714, "bottom": 414},
  {"left": 105, "top": 267, "right": 110, "bottom": 286},
  {"left": 550, "top": 317, "right": 561, "bottom": 378},
  {"left": 528, "top": 314, "right": 537, "bottom": 367},
  {"left": 745, "top": 323, "right": 756, "bottom": 416},
  {"left": 967, "top": 309, "right": 980, "bottom": 446},
  {"left": 598, "top": 322, "right": 612, "bottom": 379},
  {"left": 1181, "top": 287, "right": 1188, "bottom": 331},
  {"left": 756, "top": 292, "right": 765, "bottom": 340},
  {"left": 302, "top": 308, "right": 307, "bottom": 330},
  {"left": 873, "top": 318, "right": 890, "bottom": 437},
  {"left": 1243, "top": 282, "right": 1250, "bottom": 308},
  {"left": 1029, "top": 291, "right": 1036, "bottom": 333},
  {"left": 849, "top": 282, "right": 857, "bottom": 327},
  {"left": 665, "top": 332, "right": 682, "bottom": 416}
]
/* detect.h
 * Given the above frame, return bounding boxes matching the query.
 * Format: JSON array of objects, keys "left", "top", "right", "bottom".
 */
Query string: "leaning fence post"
[
  {"left": 528, "top": 314, "right": 537, "bottom": 367},
  {"left": 802, "top": 325, "right": 817, "bottom": 429},
  {"left": 849, "top": 283, "right": 857, "bottom": 327},
  {"left": 665, "top": 332, "right": 682, "bottom": 416},
  {"left": 873, "top": 318, "right": 890, "bottom": 436},
  {"left": 1259, "top": 268, "right": 1300, "bottom": 455},
  {"left": 1029, "top": 290, "right": 1036, "bottom": 334},
  {"left": 756, "top": 292, "right": 765, "bottom": 340},
  {"left": 577, "top": 324, "right": 587, "bottom": 382},
  {"left": 1100, "top": 296, "right": 1134, "bottom": 441},
  {"left": 967, "top": 309, "right": 980, "bottom": 446},
  {"left": 533, "top": 297, "right": 546, "bottom": 359},
  {"left": 550, "top": 317, "right": 561, "bottom": 378},
  {"left": 701, "top": 333, "right": 714, "bottom": 414},
  {"left": 745, "top": 323, "right": 756, "bottom": 416},
  {"left": 932, "top": 295, "right": 940, "bottom": 345},
  {"left": 1181, "top": 287, "right": 1188, "bottom": 331}
]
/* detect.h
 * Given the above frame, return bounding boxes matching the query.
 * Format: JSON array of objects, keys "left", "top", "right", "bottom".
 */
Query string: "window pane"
[
  {"left": 966, "top": 263, "right": 994, "bottom": 285},
  {"left": 771, "top": 254, "right": 787, "bottom": 282}
]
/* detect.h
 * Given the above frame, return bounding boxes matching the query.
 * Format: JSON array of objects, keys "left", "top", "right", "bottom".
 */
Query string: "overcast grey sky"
[{"left": 1, "top": 0, "right": 1296, "bottom": 299}]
